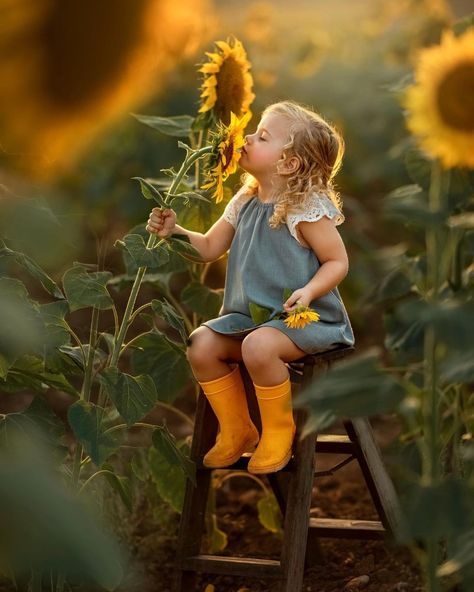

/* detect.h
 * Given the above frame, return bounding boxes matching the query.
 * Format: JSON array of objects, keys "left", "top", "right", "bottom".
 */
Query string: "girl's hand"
[
  {"left": 146, "top": 207, "right": 177, "bottom": 238},
  {"left": 283, "top": 288, "right": 313, "bottom": 312}
]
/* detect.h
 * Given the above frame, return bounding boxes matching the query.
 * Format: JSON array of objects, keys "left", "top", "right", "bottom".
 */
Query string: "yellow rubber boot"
[
  {"left": 247, "top": 377, "right": 296, "bottom": 474},
  {"left": 199, "top": 366, "right": 259, "bottom": 468}
]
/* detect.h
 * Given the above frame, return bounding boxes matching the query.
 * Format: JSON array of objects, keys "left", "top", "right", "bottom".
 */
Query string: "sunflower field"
[{"left": 0, "top": 1, "right": 473, "bottom": 592}]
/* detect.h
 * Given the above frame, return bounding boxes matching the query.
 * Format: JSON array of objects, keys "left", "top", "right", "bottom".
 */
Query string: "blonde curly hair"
[{"left": 240, "top": 100, "right": 345, "bottom": 229}]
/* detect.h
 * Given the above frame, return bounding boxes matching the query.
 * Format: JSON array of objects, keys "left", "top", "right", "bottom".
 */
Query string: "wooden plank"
[
  {"left": 182, "top": 555, "right": 282, "bottom": 578},
  {"left": 315, "top": 434, "right": 354, "bottom": 454},
  {"left": 309, "top": 517, "right": 386, "bottom": 539}
]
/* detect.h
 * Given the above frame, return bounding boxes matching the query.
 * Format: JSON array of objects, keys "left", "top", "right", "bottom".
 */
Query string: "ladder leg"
[
  {"left": 173, "top": 393, "right": 218, "bottom": 592},
  {"left": 279, "top": 410, "right": 316, "bottom": 592},
  {"left": 344, "top": 418, "right": 407, "bottom": 540}
]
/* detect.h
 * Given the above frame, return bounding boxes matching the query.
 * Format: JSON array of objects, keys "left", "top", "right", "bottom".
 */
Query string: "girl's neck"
[{"left": 256, "top": 178, "right": 286, "bottom": 203}]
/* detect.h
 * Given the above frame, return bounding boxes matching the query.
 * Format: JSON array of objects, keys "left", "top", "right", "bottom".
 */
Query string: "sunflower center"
[
  {"left": 215, "top": 55, "right": 245, "bottom": 125},
  {"left": 220, "top": 138, "right": 235, "bottom": 174},
  {"left": 437, "top": 61, "right": 474, "bottom": 131}
]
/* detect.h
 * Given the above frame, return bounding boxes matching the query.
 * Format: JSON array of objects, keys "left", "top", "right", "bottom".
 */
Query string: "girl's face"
[{"left": 240, "top": 112, "right": 290, "bottom": 181}]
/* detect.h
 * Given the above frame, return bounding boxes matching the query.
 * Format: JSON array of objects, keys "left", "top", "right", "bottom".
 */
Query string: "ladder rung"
[
  {"left": 315, "top": 434, "right": 354, "bottom": 454},
  {"left": 309, "top": 517, "right": 386, "bottom": 539},
  {"left": 181, "top": 554, "right": 282, "bottom": 578}
]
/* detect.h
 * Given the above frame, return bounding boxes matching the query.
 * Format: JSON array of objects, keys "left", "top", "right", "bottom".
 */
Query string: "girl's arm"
[
  {"left": 147, "top": 207, "right": 235, "bottom": 262},
  {"left": 283, "top": 217, "right": 348, "bottom": 311}
]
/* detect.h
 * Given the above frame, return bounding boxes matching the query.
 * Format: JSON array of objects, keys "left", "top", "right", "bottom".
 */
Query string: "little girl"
[{"left": 146, "top": 100, "right": 355, "bottom": 474}]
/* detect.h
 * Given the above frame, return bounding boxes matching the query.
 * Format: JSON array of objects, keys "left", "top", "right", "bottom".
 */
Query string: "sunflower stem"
[
  {"left": 110, "top": 145, "right": 213, "bottom": 369},
  {"left": 423, "top": 159, "right": 445, "bottom": 592}
]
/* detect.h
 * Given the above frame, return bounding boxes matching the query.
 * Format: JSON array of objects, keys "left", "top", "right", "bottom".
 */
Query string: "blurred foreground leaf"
[{"left": 295, "top": 349, "right": 404, "bottom": 435}]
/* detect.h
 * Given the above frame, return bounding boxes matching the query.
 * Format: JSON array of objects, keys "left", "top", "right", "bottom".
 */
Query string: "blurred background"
[{"left": 0, "top": 0, "right": 472, "bottom": 346}]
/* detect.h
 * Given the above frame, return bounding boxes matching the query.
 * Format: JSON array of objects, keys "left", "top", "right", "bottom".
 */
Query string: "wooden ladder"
[{"left": 173, "top": 345, "right": 405, "bottom": 592}]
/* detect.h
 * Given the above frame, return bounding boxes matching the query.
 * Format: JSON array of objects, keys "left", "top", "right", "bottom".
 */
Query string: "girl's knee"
[
  {"left": 186, "top": 326, "right": 221, "bottom": 367},
  {"left": 241, "top": 331, "right": 276, "bottom": 366}
]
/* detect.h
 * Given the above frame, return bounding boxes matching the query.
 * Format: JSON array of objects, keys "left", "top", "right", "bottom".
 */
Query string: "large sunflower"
[
  {"left": 202, "top": 110, "right": 251, "bottom": 203},
  {"left": 198, "top": 37, "right": 255, "bottom": 125},
  {"left": 403, "top": 28, "right": 474, "bottom": 169}
]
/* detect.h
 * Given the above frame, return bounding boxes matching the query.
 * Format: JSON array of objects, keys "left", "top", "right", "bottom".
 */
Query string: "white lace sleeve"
[
  {"left": 222, "top": 188, "right": 251, "bottom": 228},
  {"left": 286, "top": 193, "right": 345, "bottom": 244}
]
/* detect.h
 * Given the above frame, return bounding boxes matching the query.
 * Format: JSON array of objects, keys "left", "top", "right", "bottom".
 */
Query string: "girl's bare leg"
[
  {"left": 241, "top": 327, "right": 306, "bottom": 385},
  {"left": 186, "top": 326, "right": 244, "bottom": 382}
]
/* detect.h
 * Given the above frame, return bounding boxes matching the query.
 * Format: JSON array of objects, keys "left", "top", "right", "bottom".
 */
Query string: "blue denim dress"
[{"left": 202, "top": 193, "right": 355, "bottom": 354}]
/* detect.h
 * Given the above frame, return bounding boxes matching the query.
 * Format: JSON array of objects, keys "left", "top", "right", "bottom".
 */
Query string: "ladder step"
[
  {"left": 315, "top": 434, "right": 354, "bottom": 454},
  {"left": 181, "top": 554, "right": 282, "bottom": 578},
  {"left": 309, "top": 517, "right": 386, "bottom": 539}
]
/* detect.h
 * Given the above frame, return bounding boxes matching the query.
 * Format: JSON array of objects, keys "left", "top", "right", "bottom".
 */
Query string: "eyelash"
[{"left": 259, "top": 136, "right": 266, "bottom": 141}]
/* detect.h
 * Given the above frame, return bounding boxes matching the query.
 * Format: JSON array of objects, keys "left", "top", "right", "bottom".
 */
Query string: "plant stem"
[
  {"left": 71, "top": 306, "right": 100, "bottom": 488},
  {"left": 423, "top": 159, "right": 444, "bottom": 592},
  {"left": 109, "top": 145, "right": 212, "bottom": 368}
]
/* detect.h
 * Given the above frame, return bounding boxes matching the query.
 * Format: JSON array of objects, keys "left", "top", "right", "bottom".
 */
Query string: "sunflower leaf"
[
  {"left": 132, "top": 177, "right": 167, "bottom": 208},
  {"left": 248, "top": 302, "right": 272, "bottom": 325},
  {"left": 131, "top": 113, "right": 193, "bottom": 137}
]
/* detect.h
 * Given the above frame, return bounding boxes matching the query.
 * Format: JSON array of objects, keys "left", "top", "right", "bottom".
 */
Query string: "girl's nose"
[{"left": 244, "top": 134, "right": 252, "bottom": 144}]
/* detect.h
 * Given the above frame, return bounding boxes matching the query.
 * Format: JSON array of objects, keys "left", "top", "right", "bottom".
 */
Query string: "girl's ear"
[{"left": 279, "top": 155, "right": 301, "bottom": 175}]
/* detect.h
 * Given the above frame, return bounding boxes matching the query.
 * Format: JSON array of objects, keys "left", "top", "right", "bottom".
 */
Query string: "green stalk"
[
  {"left": 71, "top": 306, "right": 100, "bottom": 488},
  {"left": 423, "top": 159, "right": 444, "bottom": 592},
  {"left": 109, "top": 145, "right": 212, "bottom": 368}
]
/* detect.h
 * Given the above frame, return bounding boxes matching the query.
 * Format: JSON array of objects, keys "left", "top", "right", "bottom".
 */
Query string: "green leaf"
[
  {"left": 152, "top": 424, "right": 195, "bottom": 485},
  {"left": 207, "top": 512, "right": 228, "bottom": 553},
  {"left": 370, "top": 265, "right": 414, "bottom": 303},
  {"left": 249, "top": 302, "right": 273, "bottom": 325},
  {"left": 386, "top": 184, "right": 423, "bottom": 200},
  {"left": 132, "top": 177, "right": 167, "bottom": 207},
  {"left": 131, "top": 450, "right": 149, "bottom": 482},
  {"left": 400, "top": 477, "right": 474, "bottom": 543},
  {"left": 131, "top": 113, "right": 194, "bottom": 137},
  {"left": 282, "top": 287, "right": 293, "bottom": 302},
  {"left": 39, "top": 301, "right": 71, "bottom": 353},
  {"left": 181, "top": 282, "right": 223, "bottom": 319},
  {"left": 0, "top": 278, "right": 44, "bottom": 361},
  {"left": 167, "top": 234, "right": 203, "bottom": 260},
  {"left": 22, "top": 397, "right": 68, "bottom": 463},
  {"left": 0, "top": 241, "right": 64, "bottom": 298},
  {"left": 101, "top": 463, "right": 133, "bottom": 513},
  {"left": 114, "top": 234, "right": 170, "bottom": 269},
  {"left": 58, "top": 344, "right": 107, "bottom": 371},
  {"left": 152, "top": 425, "right": 196, "bottom": 485},
  {"left": 404, "top": 148, "right": 432, "bottom": 189},
  {"left": 257, "top": 493, "right": 283, "bottom": 536},
  {"left": 168, "top": 191, "right": 212, "bottom": 207},
  {"left": 151, "top": 299, "right": 188, "bottom": 344},
  {"left": 98, "top": 368, "right": 157, "bottom": 428},
  {"left": 130, "top": 331, "right": 192, "bottom": 403},
  {"left": 62, "top": 264, "right": 113, "bottom": 312},
  {"left": 148, "top": 440, "right": 187, "bottom": 513},
  {"left": 295, "top": 349, "right": 405, "bottom": 431},
  {"left": 2, "top": 355, "right": 79, "bottom": 396},
  {"left": 0, "top": 431, "right": 124, "bottom": 590},
  {"left": 440, "top": 351, "right": 474, "bottom": 384},
  {"left": 68, "top": 401, "right": 119, "bottom": 466}
]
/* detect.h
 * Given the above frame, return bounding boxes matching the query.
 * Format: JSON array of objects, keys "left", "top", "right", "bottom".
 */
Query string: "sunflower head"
[
  {"left": 284, "top": 306, "right": 320, "bottom": 330},
  {"left": 403, "top": 27, "right": 474, "bottom": 169},
  {"left": 198, "top": 37, "right": 255, "bottom": 126},
  {"left": 202, "top": 110, "right": 251, "bottom": 203}
]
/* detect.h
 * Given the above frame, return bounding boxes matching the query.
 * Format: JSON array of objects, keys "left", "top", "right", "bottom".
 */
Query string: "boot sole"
[
  {"left": 247, "top": 446, "right": 293, "bottom": 474},
  {"left": 203, "top": 435, "right": 260, "bottom": 469}
]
